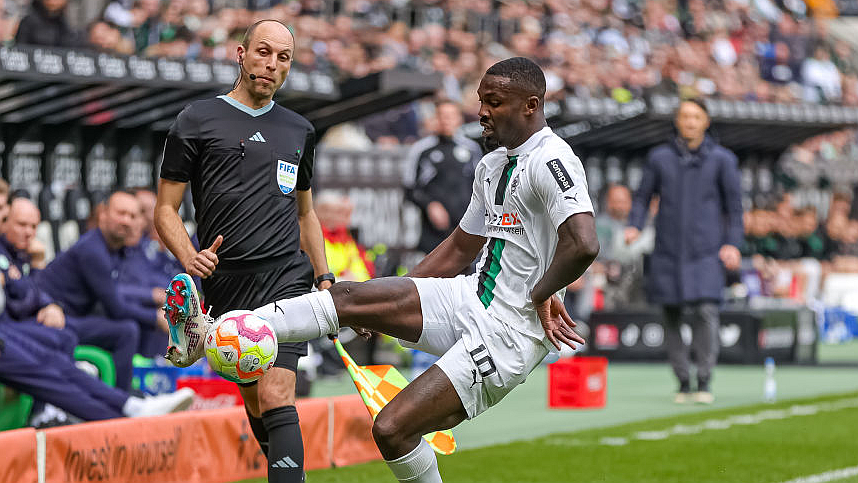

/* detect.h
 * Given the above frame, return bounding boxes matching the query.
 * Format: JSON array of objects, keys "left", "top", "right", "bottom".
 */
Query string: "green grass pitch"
[{"left": 238, "top": 390, "right": 858, "bottom": 483}]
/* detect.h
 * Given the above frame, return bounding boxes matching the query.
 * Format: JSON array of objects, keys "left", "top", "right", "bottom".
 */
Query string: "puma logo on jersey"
[
  {"left": 249, "top": 131, "right": 266, "bottom": 142},
  {"left": 564, "top": 194, "right": 579, "bottom": 202}
]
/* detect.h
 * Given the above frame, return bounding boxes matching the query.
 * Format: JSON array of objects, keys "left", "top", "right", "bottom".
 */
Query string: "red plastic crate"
[
  {"left": 548, "top": 356, "right": 607, "bottom": 408},
  {"left": 176, "top": 377, "right": 244, "bottom": 410}
]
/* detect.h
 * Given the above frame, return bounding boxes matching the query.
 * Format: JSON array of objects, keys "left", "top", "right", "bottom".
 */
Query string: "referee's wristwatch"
[{"left": 314, "top": 272, "right": 336, "bottom": 289}]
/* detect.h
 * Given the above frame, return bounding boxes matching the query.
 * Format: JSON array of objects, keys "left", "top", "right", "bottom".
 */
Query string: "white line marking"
[
  {"left": 756, "top": 410, "right": 788, "bottom": 421},
  {"left": 776, "top": 465, "right": 858, "bottom": 483},
  {"left": 634, "top": 431, "right": 669, "bottom": 440},
  {"left": 703, "top": 419, "right": 732, "bottom": 430},
  {"left": 728, "top": 414, "right": 758, "bottom": 425},
  {"left": 790, "top": 405, "right": 819, "bottom": 416},
  {"left": 599, "top": 437, "right": 629, "bottom": 446},
  {"left": 596, "top": 397, "right": 858, "bottom": 446},
  {"left": 542, "top": 436, "right": 587, "bottom": 446},
  {"left": 670, "top": 424, "right": 703, "bottom": 435}
]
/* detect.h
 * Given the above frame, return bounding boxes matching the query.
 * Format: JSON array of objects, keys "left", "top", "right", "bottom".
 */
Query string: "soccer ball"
[{"left": 204, "top": 310, "right": 278, "bottom": 383}]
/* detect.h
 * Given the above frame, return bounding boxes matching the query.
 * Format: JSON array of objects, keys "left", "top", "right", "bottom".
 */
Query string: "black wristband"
[{"left": 314, "top": 272, "right": 336, "bottom": 288}]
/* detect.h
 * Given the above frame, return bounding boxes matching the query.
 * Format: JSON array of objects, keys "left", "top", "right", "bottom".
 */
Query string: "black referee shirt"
[{"left": 161, "top": 95, "right": 315, "bottom": 271}]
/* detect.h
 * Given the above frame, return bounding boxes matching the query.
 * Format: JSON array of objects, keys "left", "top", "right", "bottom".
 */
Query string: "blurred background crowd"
[{"left": 1, "top": 0, "right": 858, "bottom": 106}]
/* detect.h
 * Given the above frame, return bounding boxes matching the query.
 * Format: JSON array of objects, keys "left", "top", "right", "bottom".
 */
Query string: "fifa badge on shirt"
[{"left": 277, "top": 159, "right": 299, "bottom": 194}]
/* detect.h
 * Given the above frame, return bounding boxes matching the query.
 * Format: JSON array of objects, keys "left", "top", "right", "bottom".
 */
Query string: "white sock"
[
  {"left": 122, "top": 396, "right": 145, "bottom": 417},
  {"left": 253, "top": 290, "right": 339, "bottom": 342},
  {"left": 385, "top": 439, "right": 442, "bottom": 483}
]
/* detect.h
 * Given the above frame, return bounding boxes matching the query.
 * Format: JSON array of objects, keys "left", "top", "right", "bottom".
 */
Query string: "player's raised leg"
[{"left": 253, "top": 277, "right": 425, "bottom": 345}]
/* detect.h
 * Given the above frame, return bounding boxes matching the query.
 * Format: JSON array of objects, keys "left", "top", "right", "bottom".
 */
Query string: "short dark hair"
[
  {"left": 678, "top": 97, "right": 709, "bottom": 116},
  {"left": 241, "top": 19, "right": 295, "bottom": 49},
  {"left": 485, "top": 57, "right": 546, "bottom": 99}
]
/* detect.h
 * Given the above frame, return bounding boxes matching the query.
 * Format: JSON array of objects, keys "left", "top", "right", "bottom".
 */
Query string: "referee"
[{"left": 155, "top": 20, "right": 332, "bottom": 483}]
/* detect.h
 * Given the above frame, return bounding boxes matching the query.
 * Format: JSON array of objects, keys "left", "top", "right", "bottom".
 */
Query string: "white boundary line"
[
  {"left": 542, "top": 396, "right": 858, "bottom": 447},
  {"left": 776, "top": 465, "right": 858, "bottom": 483}
]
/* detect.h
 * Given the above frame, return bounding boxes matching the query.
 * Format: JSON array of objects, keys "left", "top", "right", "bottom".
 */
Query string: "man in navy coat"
[
  {"left": 37, "top": 191, "right": 168, "bottom": 390},
  {"left": 626, "top": 98, "right": 743, "bottom": 404}
]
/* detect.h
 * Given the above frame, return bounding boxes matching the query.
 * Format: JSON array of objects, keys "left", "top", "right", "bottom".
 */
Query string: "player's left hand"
[{"left": 535, "top": 295, "right": 585, "bottom": 351}]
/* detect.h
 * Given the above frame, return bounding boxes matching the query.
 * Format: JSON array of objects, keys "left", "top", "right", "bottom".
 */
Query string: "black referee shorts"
[{"left": 202, "top": 256, "right": 314, "bottom": 376}]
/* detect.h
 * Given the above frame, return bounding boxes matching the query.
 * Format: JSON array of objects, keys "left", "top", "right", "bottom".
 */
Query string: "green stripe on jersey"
[
  {"left": 493, "top": 155, "right": 518, "bottom": 206},
  {"left": 477, "top": 238, "right": 506, "bottom": 308}
]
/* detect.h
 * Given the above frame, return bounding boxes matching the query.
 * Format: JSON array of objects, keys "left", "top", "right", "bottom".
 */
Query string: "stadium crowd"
[{"left": 1, "top": 0, "right": 858, "bottom": 108}]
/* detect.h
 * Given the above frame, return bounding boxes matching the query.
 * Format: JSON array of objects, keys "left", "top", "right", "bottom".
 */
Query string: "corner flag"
[{"left": 332, "top": 337, "right": 456, "bottom": 455}]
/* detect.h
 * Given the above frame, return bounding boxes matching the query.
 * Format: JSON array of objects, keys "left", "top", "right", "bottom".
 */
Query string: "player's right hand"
[{"left": 184, "top": 235, "right": 223, "bottom": 278}]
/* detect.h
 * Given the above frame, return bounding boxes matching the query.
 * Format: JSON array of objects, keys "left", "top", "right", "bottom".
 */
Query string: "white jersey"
[{"left": 459, "top": 126, "right": 594, "bottom": 340}]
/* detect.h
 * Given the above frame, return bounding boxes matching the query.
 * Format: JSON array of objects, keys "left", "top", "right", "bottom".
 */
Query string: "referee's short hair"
[
  {"left": 485, "top": 57, "right": 546, "bottom": 99},
  {"left": 241, "top": 19, "right": 295, "bottom": 49}
]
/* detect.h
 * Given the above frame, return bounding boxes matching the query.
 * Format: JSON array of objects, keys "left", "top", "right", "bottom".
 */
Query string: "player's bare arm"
[
  {"left": 296, "top": 188, "right": 333, "bottom": 290},
  {"left": 408, "top": 227, "right": 486, "bottom": 278},
  {"left": 155, "top": 178, "right": 222, "bottom": 278},
  {"left": 530, "top": 212, "right": 599, "bottom": 349}
]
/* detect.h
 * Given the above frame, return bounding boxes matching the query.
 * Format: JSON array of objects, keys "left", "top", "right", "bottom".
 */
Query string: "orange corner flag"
[{"left": 332, "top": 337, "right": 456, "bottom": 455}]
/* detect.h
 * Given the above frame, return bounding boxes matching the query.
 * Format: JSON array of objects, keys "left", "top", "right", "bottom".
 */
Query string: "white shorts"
[{"left": 401, "top": 275, "right": 549, "bottom": 419}]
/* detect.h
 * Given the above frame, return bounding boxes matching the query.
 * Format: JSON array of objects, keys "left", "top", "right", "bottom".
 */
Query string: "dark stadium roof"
[
  {"left": 0, "top": 45, "right": 439, "bottom": 134},
  {"left": 461, "top": 94, "right": 858, "bottom": 153},
  {"left": 554, "top": 95, "right": 858, "bottom": 153}
]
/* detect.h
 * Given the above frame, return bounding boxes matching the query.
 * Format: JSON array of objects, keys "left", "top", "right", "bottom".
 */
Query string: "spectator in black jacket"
[
  {"left": 14, "top": 0, "right": 81, "bottom": 48},
  {"left": 403, "top": 100, "right": 483, "bottom": 255}
]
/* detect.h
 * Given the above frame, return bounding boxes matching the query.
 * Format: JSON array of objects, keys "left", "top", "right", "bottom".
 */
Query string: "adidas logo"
[
  {"left": 249, "top": 131, "right": 266, "bottom": 142},
  {"left": 271, "top": 456, "right": 299, "bottom": 468}
]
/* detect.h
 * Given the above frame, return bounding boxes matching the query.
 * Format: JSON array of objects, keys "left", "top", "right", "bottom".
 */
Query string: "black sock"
[
  {"left": 262, "top": 405, "right": 304, "bottom": 483},
  {"left": 245, "top": 406, "right": 270, "bottom": 457}
]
